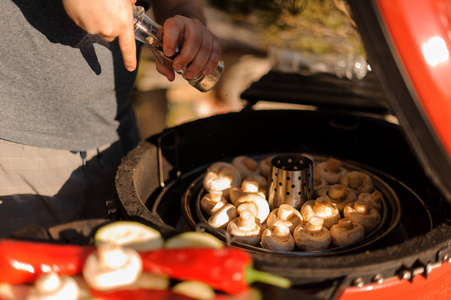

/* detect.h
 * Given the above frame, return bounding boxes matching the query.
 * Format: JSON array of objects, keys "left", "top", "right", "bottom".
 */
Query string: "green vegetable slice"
[
  {"left": 165, "top": 231, "right": 224, "bottom": 249},
  {"left": 94, "top": 221, "right": 164, "bottom": 251},
  {"left": 172, "top": 281, "right": 215, "bottom": 300}
]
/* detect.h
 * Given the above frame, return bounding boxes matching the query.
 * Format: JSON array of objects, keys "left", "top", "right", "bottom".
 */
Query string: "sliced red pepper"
[
  {"left": 0, "top": 239, "right": 95, "bottom": 285},
  {"left": 89, "top": 288, "right": 195, "bottom": 300},
  {"left": 139, "top": 248, "right": 290, "bottom": 295},
  {"left": 0, "top": 240, "right": 290, "bottom": 295}
]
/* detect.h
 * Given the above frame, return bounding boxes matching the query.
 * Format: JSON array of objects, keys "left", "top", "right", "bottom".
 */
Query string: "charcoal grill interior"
[{"left": 115, "top": 96, "right": 451, "bottom": 294}]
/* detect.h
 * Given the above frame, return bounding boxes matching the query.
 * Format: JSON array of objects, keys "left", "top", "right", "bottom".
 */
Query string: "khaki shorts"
[{"left": 0, "top": 139, "right": 131, "bottom": 238}]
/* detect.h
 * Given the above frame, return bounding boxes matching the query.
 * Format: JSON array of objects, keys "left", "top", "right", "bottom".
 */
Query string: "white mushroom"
[
  {"left": 258, "top": 155, "right": 274, "bottom": 177},
  {"left": 229, "top": 179, "right": 265, "bottom": 205},
  {"left": 293, "top": 217, "right": 331, "bottom": 251},
  {"left": 317, "top": 184, "right": 357, "bottom": 213},
  {"left": 234, "top": 193, "right": 270, "bottom": 224},
  {"left": 231, "top": 156, "right": 259, "bottom": 178},
  {"left": 313, "top": 173, "right": 328, "bottom": 195},
  {"left": 358, "top": 190, "right": 383, "bottom": 212},
  {"left": 27, "top": 272, "right": 79, "bottom": 300},
  {"left": 314, "top": 157, "right": 348, "bottom": 184},
  {"left": 330, "top": 218, "right": 365, "bottom": 247},
  {"left": 83, "top": 243, "right": 142, "bottom": 291},
  {"left": 201, "top": 190, "right": 228, "bottom": 215},
  {"left": 266, "top": 204, "right": 303, "bottom": 233},
  {"left": 343, "top": 199, "right": 381, "bottom": 233},
  {"left": 208, "top": 203, "right": 237, "bottom": 229},
  {"left": 227, "top": 210, "right": 264, "bottom": 246},
  {"left": 261, "top": 223, "right": 295, "bottom": 251},
  {"left": 244, "top": 174, "right": 268, "bottom": 191},
  {"left": 339, "top": 171, "right": 374, "bottom": 195},
  {"left": 300, "top": 197, "right": 340, "bottom": 229},
  {"left": 203, "top": 162, "right": 242, "bottom": 193}
]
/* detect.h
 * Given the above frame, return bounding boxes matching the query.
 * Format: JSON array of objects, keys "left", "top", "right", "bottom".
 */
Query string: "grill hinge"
[{"left": 398, "top": 244, "right": 451, "bottom": 281}]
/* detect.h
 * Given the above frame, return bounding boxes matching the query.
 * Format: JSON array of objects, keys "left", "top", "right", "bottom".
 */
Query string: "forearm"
[{"left": 151, "top": 0, "right": 206, "bottom": 25}]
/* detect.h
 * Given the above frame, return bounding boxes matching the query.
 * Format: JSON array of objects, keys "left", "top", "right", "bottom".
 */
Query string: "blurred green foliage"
[{"left": 208, "top": 0, "right": 365, "bottom": 55}]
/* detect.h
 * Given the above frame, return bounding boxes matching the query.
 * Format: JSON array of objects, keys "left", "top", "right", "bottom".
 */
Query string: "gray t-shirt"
[{"left": 0, "top": 0, "right": 147, "bottom": 151}]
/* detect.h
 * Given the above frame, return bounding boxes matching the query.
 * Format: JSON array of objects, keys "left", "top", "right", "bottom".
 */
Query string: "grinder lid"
[{"left": 347, "top": 0, "right": 451, "bottom": 203}]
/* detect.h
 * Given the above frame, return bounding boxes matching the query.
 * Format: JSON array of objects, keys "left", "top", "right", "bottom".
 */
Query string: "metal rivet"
[
  {"left": 373, "top": 274, "right": 384, "bottom": 284},
  {"left": 353, "top": 277, "right": 364, "bottom": 288}
]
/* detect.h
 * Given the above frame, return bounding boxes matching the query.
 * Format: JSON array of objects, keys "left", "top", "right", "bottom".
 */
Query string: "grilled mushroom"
[
  {"left": 330, "top": 218, "right": 365, "bottom": 247},
  {"left": 244, "top": 174, "right": 268, "bottom": 191},
  {"left": 314, "top": 157, "right": 348, "bottom": 184},
  {"left": 234, "top": 193, "right": 270, "bottom": 224},
  {"left": 227, "top": 210, "right": 264, "bottom": 246},
  {"left": 258, "top": 155, "right": 274, "bottom": 177},
  {"left": 232, "top": 155, "right": 259, "bottom": 178},
  {"left": 344, "top": 199, "right": 381, "bottom": 233},
  {"left": 300, "top": 197, "right": 340, "bottom": 229},
  {"left": 266, "top": 204, "right": 303, "bottom": 233},
  {"left": 261, "top": 222, "right": 295, "bottom": 251},
  {"left": 313, "top": 173, "right": 328, "bottom": 195},
  {"left": 358, "top": 190, "right": 383, "bottom": 212},
  {"left": 229, "top": 179, "right": 265, "bottom": 205},
  {"left": 340, "top": 171, "right": 374, "bottom": 195},
  {"left": 28, "top": 272, "right": 79, "bottom": 300},
  {"left": 293, "top": 216, "right": 331, "bottom": 251},
  {"left": 317, "top": 184, "right": 357, "bottom": 213},
  {"left": 83, "top": 244, "right": 142, "bottom": 291},
  {"left": 208, "top": 203, "right": 237, "bottom": 229},
  {"left": 203, "top": 162, "right": 242, "bottom": 193},
  {"left": 201, "top": 190, "right": 228, "bottom": 215}
]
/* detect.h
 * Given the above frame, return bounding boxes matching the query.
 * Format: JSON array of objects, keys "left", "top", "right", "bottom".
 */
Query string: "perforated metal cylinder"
[{"left": 267, "top": 154, "right": 314, "bottom": 210}]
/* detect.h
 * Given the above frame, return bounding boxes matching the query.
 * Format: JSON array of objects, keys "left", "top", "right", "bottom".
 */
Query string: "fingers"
[
  {"left": 118, "top": 26, "right": 137, "bottom": 72},
  {"left": 62, "top": 0, "right": 137, "bottom": 72},
  {"left": 155, "top": 60, "right": 176, "bottom": 81},
  {"left": 162, "top": 15, "right": 221, "bottom": 80}
]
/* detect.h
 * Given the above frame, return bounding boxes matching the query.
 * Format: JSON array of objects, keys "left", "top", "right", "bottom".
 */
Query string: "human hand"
[
  {"left": 62, "top": 0, "right": 138, "bottom": 72},
  {"left": 156, "top": 16, "right": 221, "bottom": 82}
]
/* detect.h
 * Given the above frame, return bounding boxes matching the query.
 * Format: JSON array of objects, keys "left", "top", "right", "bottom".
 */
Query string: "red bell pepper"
[
  {"left": 140, "top": 248, "right": 290, "bottom": 295},
  {"left": 0, "top": 239, "right": 290, "bottom": 296},
  {"left": 0, "top": 239, "right": 96, "bottom": 285},
  {"left": 89, "top": 288, "right": 193, "bottom": 300}
]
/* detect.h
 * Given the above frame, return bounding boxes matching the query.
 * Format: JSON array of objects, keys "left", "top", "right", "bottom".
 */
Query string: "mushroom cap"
[
  {"left": 83, "top": 244, "right": 143, "bottom": 291},
  {"left": 28, "top": 273, "right": 79, "bottom": 300},
  {"left": 317, "top": 184, "right": 357, "bottom": 213},
  {"left": 244, "top": 175, "right": 268, "bottom": 189},
  {"left": 300, "top": 200, "right": 318, "bottom": 222},
  {"left": 267, "top": 204, "right": 303, "bottom": 233},
  {"left": 232, "top": 156, "right": 259, "bottom": 178},
  {"left": 235, "top": 193, "right": 270, "bottom": 223},
  {"left": 261, "top": 223, "right": 295, "bottom": 251},
  {"left": 313, "top": 197, "right": 341, "bottom": 229},
  {"left": 301, "top": 197, "right": 340, "bottom": 229},
  {"left": 293, "top": 218, "right": 331, "bottom": 251},
  {"left": 258, "top": 156, "right": 274, "bottom": 177},
  {"left": 313, "top": 176, "right": 328, "bottom": 194},
  {"left": 343, "top": 200, "right": 381, "bottom": 233},
  {"left": 330, "top": 218, "right": 365, "bottom": 247},
  {"left": 229, "top": 180, "right": 265, "bottom": 205},
  {"left": 203, "top": 162, "right": 242, "bottom": 192},
  {"left": 314, "top": 158, "right": 348, "bottom": 184},
  {"left": 201, "top": 191, "right": 228, "bottom": 215},
  {"left": 227, "top": 210, "right": 263, "bottom": 246},
  {"left": 339, "top": 171, "right": 374, "bottom": 195},
  {"left": 358, "top": 190, "right": 383, "bottom": 212},
  {"left": 208, "top": 204, "right": 237, "bottom": 229}
]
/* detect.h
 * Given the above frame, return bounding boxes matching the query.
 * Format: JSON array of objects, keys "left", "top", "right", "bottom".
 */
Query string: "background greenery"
[{"left": 208, "top": 0, "right": 365, "bottom": 55}]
